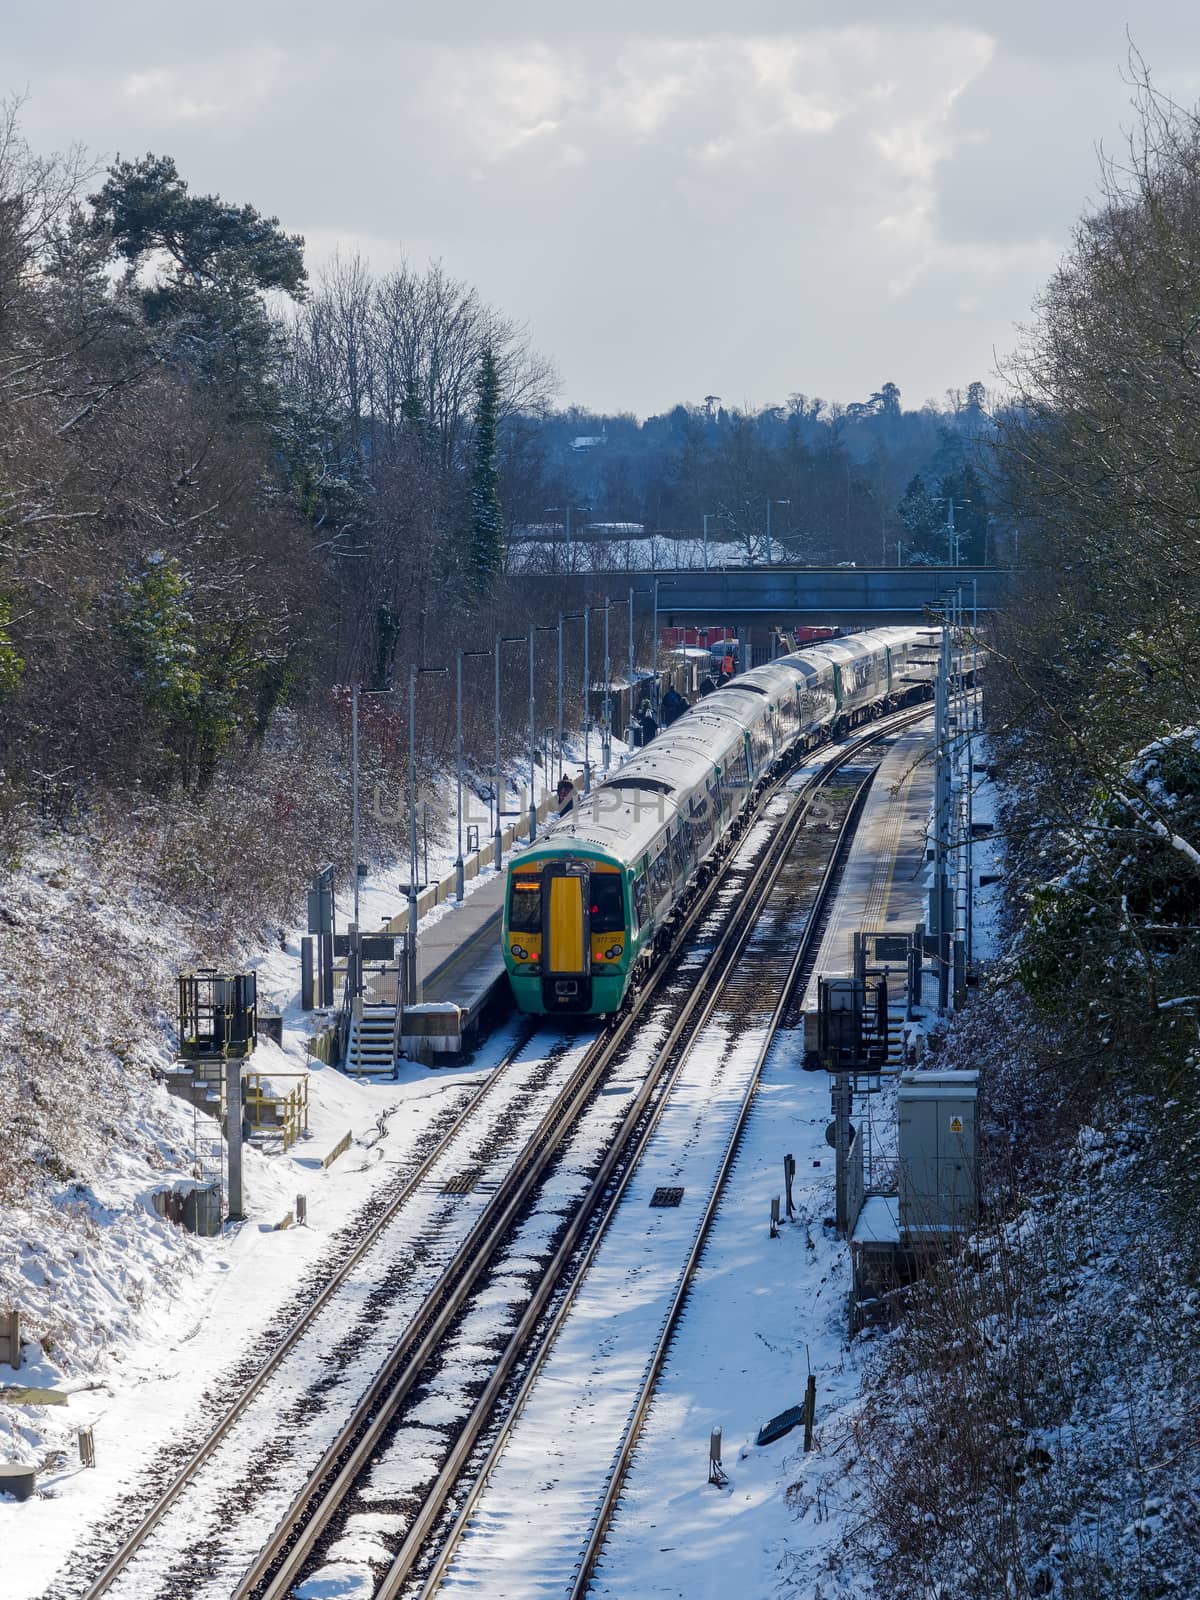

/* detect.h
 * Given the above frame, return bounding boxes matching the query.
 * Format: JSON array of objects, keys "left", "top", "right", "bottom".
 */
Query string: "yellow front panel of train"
[{"left": 547, "top": 875, "right": 586, "bottom": 974}]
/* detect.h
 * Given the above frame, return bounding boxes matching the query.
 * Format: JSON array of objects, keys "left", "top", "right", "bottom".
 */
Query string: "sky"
[{"left": 7, "top": 2, "right": 1200, "bottom": 417}]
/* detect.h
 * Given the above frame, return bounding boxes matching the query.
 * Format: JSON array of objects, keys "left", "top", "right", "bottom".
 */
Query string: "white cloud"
[
  {"left": 119, "top": 47, "right": 312, "bottom": 130},
  {"left": 419, "top": 43, "right": 586, "bottom": 162},
  {"left": 123, "top": 68, "right": 223, "bottom": 123},
  {"left": 11, "top": 6, "right": 1197, "bottom": 415}
]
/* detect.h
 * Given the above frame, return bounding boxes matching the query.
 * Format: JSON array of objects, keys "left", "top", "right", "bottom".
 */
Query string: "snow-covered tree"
[{"left": 468, "top": 344, "right": 503, "bottom": 592}]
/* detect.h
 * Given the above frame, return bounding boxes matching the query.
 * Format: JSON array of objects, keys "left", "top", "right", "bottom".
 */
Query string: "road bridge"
[{"left": 521, "top": 565, "right": 1011, "bottom": 630}]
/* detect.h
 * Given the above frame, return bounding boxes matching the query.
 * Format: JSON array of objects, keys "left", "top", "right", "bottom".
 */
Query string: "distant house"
[
  {"left": 571, "top": 431, "right": 608, "bottom": 451},
  {"left": 582, "top": 522, "right": 644, "bottom": 539}
]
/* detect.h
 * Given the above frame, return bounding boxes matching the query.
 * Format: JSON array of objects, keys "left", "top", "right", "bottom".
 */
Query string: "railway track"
[
  {"left": 400, "top": 738, "right": 886, "bottom": 1600},
  {"left": 60, "top": 706, "right": 928, "bottom": 1600},
  {"left": 59, "top": 1023, "right": 581, "bottom": 1600},
  {"left": 254, "top": 711, "right": 926, "bottom": 1600}
]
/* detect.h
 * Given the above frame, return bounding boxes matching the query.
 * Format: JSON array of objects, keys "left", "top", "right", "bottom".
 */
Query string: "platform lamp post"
[
  {"left": 629, "top": 587, "right": 653, "bottom": 732},
  {"left": 408, "top": 662, "right": 448, "bottom": 1002},
  {"left": 765, "top": 498, "right": 790, "bottom": 567},
  {"left": 602, "top": 596, "right": 611, "bottom": 771},
  {"left": 558, "top": 610, "right": 587, "bottom": 790},
  {"left": 582, "top": 604, "right": 592, "bottom": 791},
  {"left": 941, "top": 496, "right": 969, "bottom": 566},
  {"left": 528, "top": 623, "right": 559, "bottom": 841},
  {"left": 351, "top": 683, "right": 360, "bottom": 928},
  {"left": 544, "top": 503, "right": 589, "bottom": 575},
  {"left": 350, "top": 681, "right": 397, "bottom": 986},
  {"left": 556, "top": 612, "right": 564, "bottom": 785},
  {"left": 652, "top": 578, "right": 677, "bottom": 715},
  {"left": 493, "top": 633, "right": 527, "bottom": 869},
  {"left": 455, "top": 647, "right": 492, "bottom": 903},
  {"left": 600, "top": 594, "right": 631, "bottom": 767}
]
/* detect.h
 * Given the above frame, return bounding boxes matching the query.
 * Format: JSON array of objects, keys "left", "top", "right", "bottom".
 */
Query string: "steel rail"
[
  {"left": 376, "top": 743, "right": 873, "bottom": 1597},
  {"left": 74, "top": 1021, "right": 538, "bottom": 1600},
  {"left": 238, "top": 729, "right": 839, "bottom": 1599},
  {"left": 568, "top": 758, "right": 883, "bottom": 1598},
  {"left": 410, "top": 720, "right": 907, "bottom": 1600},
  {"left": 81, "top": 699, "right": 926, "bottom": 1600},
  {"left": 247, "top": 705, "right": 931, "bottom": 1600}
]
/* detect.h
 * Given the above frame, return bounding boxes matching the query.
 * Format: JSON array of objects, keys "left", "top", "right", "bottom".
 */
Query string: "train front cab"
[{"left": 505, "top": 856, "right": 630, "bottom": 1016}]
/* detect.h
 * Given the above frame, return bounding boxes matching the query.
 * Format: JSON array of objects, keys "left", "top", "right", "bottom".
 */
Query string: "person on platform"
[
  {"left": 698, "top": 674, "right": 718, "bottom": 697},
  {"left": 661, "top": 685, "right": 687, "bottom": 726},
  {"left": 638, "top": 698, "right": 658, "bottom": 745},
  {"left": 556, "top": 775, "right": 576, "bottom": 815}
]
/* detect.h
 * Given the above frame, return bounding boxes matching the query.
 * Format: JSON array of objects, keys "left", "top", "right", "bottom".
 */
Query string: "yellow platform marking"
[{"left": 863, "top": 759, "right": 916, "bottom": 932}]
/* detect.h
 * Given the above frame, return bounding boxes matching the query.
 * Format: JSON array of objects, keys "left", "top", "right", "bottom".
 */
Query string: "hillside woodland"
[
  {"left": 843, "top": 73, "right": 1200, "bottom": 1600},
  {"left": 0, "top": 97, "right": 989, "bottom": 1205}
]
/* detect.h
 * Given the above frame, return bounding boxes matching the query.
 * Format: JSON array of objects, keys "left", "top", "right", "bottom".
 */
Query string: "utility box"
[{"left": 897, "top": 1069, "right": 978, "bottom": 1238}]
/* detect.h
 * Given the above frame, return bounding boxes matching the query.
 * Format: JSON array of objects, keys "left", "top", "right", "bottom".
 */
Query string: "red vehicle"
[{"left": 660, "top": 625, "right": 736, "bottom": 652}]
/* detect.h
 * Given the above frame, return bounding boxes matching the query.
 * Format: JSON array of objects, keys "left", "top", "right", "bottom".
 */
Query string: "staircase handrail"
[{"left": 336, "top": 970, "right": 353, "bottom": 1067}]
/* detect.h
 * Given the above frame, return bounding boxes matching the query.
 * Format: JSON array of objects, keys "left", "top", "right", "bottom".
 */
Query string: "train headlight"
[
  {"left": 510, "top": 944, "right": 529, "bottom": 961},
  {"left": 604, "top": 943, "right": 624, "bottom": 961}
]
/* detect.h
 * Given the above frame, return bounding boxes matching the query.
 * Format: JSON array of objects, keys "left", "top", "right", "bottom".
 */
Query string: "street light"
[
  {"left": 529, "top": 623, "right": 559, "bottom": 841},
  {"left": 455, "top": 647, "right": 492, "bottom": 902},
  {"left": 652, "top": 578, "right": 677, "bottom": 714},
  {"left": 350, "top": 682, "right": 396, "bottom": 933},
  {"left": 556, "top": 612, "right": 565, "bottom": 785},
  {"left": 352, "top": 683, "right": 361, "bottom": 928},
  {"left": 600, "top": 594, "right": 632, "bottom": 767},
  {"left": 941, "top": 497, "right": 970, "bottom": 566},
  {"left": 625, "top": 587, "right": 654, "bottom": 744},
  {"left": 408, "top": 662, "right": 448, "bottom": 1001},
  {"left": 494, "top": 634, "right": 526, "bottom": 868},
  {"left": 765, "top": 498, "right": 790, "bottom": 566},
  {"left": 582, "top": 605, "right": 592, "bottom": 791}
]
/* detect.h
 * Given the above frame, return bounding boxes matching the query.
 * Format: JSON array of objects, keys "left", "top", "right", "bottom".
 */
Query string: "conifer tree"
[
  {"left": 468, "top": 345, "right": 503, "bottom": 591},
  {"left": 897, "top": 474, "right": 944, "bottom": 561},
  {"left": 401, "top": 375, "right": 427, "bottom": 430}
]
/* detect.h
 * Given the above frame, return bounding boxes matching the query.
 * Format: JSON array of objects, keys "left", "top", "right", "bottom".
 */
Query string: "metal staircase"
[
  {"left": 346, "top": 1004, "right": 399, "bottom": 1076},
  {"left": 885, "top": 995, "right": 907, "bottom": 1068}
]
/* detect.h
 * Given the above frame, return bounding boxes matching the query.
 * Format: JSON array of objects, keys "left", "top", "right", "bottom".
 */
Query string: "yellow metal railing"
[{"left": 244, "top": 1072, "right": 311, "bottom": 1151}]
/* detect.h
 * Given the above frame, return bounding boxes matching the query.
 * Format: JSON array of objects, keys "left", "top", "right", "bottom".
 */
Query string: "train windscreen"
[
  {"left": 508, "top": 877, "right": 541, "bottom": 932},
  {"left": 589, "top": 872, "right": 624, "bottom": 934}
]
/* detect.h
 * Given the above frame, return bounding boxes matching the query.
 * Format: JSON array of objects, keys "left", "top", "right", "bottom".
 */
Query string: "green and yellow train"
[{"left": 502, "top": 628, "right": 940, "bottom": 1018}]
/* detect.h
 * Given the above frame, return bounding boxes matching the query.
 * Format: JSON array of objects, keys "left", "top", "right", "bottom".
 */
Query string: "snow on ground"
[
  {"left": 0, "top": 704, "right": 1006, "bottom": 1600},
  {"left": 584, "top": 720, "right": 982, "bottom": 1596},
  {"left": 508, "top": 535, "right": 776, "bottom": 573},
  {"left": 0, "top": 735, "right": 576, "bottom": 1594},
  {"left": 0, "top": 1004, "right": 518, "bottom": 1599},
  {"left": 591, "top": 1030, "right": 866, "bottom": 1600}
]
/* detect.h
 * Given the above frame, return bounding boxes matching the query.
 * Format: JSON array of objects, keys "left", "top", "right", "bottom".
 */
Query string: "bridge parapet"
[{"left": 518, "top": 566, "right": 1011, "bottom": 627}]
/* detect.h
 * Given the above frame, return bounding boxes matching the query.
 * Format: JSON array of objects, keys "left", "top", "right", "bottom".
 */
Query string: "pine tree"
[
  {"left": 468, "top": 345, "right": 503, "bottom": 591},
  {"left": 88, "top": 153, "right": 307, "bottom": 418},
  {"left": 401, "top": 375, "right": 427, "bottom": 430},
  {"left": 897, "top": 474, "right": 944, "bottom": 561}
]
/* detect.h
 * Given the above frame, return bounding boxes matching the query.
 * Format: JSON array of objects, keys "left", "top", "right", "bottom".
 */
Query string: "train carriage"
[{"left": 502, "top": 625, "right": 948, "bottom": 1018}]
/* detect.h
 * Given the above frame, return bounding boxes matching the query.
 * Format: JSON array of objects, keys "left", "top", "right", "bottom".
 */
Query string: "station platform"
[
  {"left": 801, "top": 715, "right": 935, "bottom": 1013},
  {"left": 413, "top": 871, "right": 510, "bottom": 1033},
  {"left": 371, "top": 717, "right": 936, "bottom": 1054}
]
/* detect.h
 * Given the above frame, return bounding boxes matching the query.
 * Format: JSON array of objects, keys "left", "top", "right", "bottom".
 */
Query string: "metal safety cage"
[{"left": 177, "top": 970, "right": 257, "bottom": 1060}]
